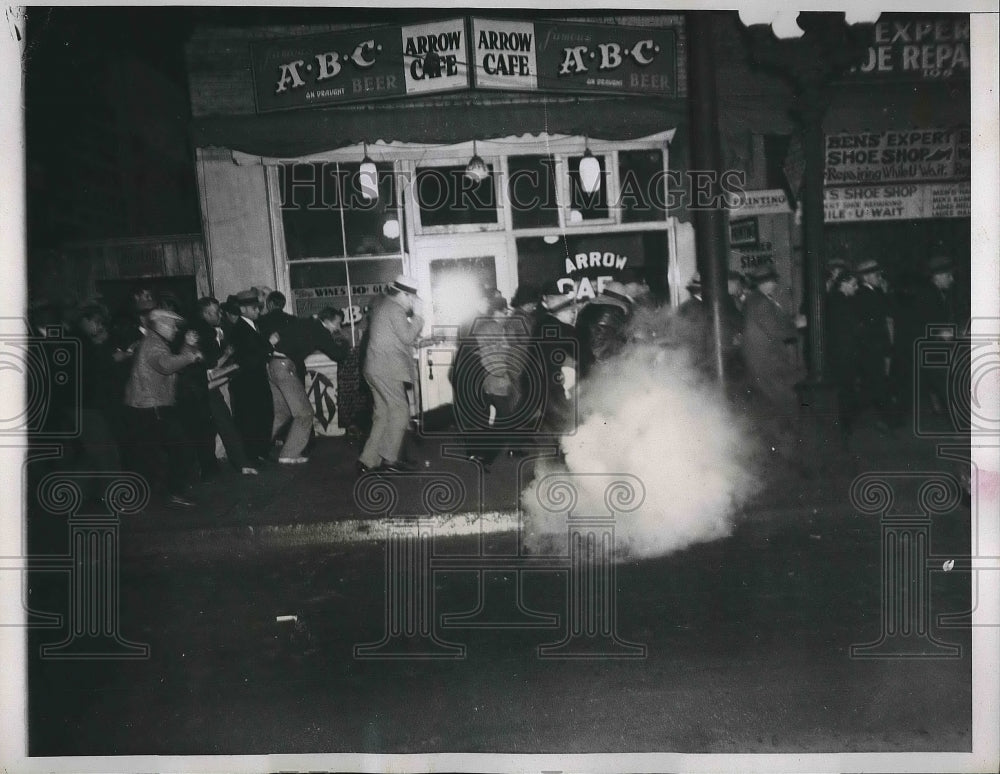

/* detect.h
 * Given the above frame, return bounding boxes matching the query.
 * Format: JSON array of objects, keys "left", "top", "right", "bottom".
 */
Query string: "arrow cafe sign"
[{"left": 250, "top": 17, "right": 677, "bottom": 111}]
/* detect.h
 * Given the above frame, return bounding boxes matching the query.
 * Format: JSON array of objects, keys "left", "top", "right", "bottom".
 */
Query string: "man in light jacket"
[
  {"left": 124, "top": 308, "right": 203, "bottom": 508},
  {"left": 358, "top": 275, "right": 423, "bottom": 474}
]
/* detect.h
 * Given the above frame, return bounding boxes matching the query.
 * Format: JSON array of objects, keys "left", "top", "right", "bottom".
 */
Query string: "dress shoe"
[
  {"left": 166, "top": 494, "right": 196, "bottom": 508},
  {"left": 278, "top": 456, "right": 309, "bottom": 464},
  {"left": 241, "top": 466, "right": 259, "bottom": 476},
  {"left": 356, "top": 461, "right": 375, "bottom": 475},
  {"left": 378, "top": 460, "right": 416, "bottom": 472}
]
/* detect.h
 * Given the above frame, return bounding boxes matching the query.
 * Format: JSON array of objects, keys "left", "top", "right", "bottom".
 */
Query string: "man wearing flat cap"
[
  {"left": 229, "top": 289, "right": 275, "bottom": 462},
  {"left": 575, "top": 280, "right": 634, "bottom": 379},
  {"left": 358, "top": 274, "right": 424, "bottom": 473},
  {"left": 853, "top": 258, "right": 893, "bottom": 429},
  {"left": 123, "top": 308, "right": 203, "bottom": 507}
]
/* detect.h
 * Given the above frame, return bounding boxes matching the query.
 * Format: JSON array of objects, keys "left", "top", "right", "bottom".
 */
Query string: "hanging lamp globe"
[
  {"left": 579, "top": 148, "right": 602, "bottom": 194},
  {"left": 465, "top": 141, "right": 490, "bottom": 183}
]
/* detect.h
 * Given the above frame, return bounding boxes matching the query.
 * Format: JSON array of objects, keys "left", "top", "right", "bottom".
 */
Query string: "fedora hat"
[
  {"left": 686, "top": 272, "right": 702, "bottom": 291},
  {"left": 391, "top": 274, "right": 419, "bottom": 296},
  {"left": 926, "top": 255, "right": 954, "bottom": 275},
  {"left": 748, "top": 264, "right": 779, "bottom": 284},
  {"left": 235, "top": 289, "right": 260, "bottom": 305},
  {"left": 853, "top": 258, "right": 882, "bottom": 275}
]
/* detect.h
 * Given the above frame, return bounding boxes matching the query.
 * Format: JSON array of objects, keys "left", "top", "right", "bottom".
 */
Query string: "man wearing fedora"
[
  {"left": 916, "top": 254, "right": 967, "bottom": 415},
  {"left": 357, "top": 274, "right": 424, "bottom": 473},
  {"left": 229, "top": 289, "right": 275, "bottom": 463},
  {"left": 853, "top": 258, "right": 893, "bottom": 429},
  {"left": 742, "top": 264, "right": 804, "bottom": 446},
  {"left": 123, "top": 308, "right": 203, "bottom": 508}
]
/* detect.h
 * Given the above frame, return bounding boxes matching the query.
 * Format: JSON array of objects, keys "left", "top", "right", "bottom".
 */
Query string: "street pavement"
[{"left": 24, "top": 413, "right": 977, "bottom": 755}]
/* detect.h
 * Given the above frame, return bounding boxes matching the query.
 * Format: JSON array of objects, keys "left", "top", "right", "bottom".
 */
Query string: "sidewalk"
[{"left": 111, "top": 413, "right": 964, "bottom": 558}]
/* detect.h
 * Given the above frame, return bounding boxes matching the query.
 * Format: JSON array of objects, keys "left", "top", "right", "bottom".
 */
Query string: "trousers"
[
  {"left": 268, "top": 357, "right": 314, "bottom": 459},
  {"left": 360, "top": 372, "right": 410, "bottom": 467}
]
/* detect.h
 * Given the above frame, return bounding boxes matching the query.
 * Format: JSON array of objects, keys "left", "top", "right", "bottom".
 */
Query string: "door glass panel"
[{"left": 429, "top": 256, "right": 498, "bottom": 329}]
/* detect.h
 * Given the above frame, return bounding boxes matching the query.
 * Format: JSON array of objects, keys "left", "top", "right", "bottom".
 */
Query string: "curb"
[{"left": 121, "top": 511, "right": 524, "bottom": 559}]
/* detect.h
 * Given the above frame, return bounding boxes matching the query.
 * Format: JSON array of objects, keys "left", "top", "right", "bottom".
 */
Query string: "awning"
[{"left": 190, "top": 94, "right": 688, "bottom": 158}]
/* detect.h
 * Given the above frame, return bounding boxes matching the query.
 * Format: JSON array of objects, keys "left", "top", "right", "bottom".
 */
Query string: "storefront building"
[
  {"left": 186, "top": 11, "right": 970, "bottom": 415},
  {"left": 186, "top": 11, "right": 690, "bottom": 410}
]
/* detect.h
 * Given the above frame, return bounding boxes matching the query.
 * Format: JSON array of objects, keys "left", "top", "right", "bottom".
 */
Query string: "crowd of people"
[
  {"left": 28, "top": 251, "right": 966, "bottom": 506},
  {"left": 435, "top": 252, "right": 968, "bottom": 470},
  {"left": 31, "top": 284, "right": 354, "bottom": 508}
]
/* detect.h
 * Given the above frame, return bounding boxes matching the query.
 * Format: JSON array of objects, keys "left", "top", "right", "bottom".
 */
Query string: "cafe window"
[
  {"left": 414, "top": 164, "right": 499, "bottom": 230},
  {"left": 507, "top": 154, "right": 559, "bottom": 229},
  {"left": 619, "top": 149, "right": 668, "bottom": 223},
  {"left": 279, "top": 161, "right": 402, "bottom": 260}
]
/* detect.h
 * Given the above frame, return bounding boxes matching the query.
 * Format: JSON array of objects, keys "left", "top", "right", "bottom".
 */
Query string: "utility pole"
[{"left": 686, "top": 11, "right": 729, "bottom": 384}]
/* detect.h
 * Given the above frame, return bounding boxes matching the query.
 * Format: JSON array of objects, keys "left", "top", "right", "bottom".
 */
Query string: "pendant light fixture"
[
  {"left": 359, "top": 142, "right": 379, "bottom": 201},
  {"left": 464, "top": 140, "right": 490, "bottom": 183},
  {"left": 579, "top": 137, "right": 602, "bottom": 194}
]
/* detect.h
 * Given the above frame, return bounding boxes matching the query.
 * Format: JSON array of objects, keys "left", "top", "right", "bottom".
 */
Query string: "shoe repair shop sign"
[
  {"left": 251, "top": 17, "right": 677, "bottom": 111},
  {"left": 843, "top": 13, "right": 970, "bottom": 81},
  {"left": 824, "top": 127, "right": 971, "bottom": 185}
]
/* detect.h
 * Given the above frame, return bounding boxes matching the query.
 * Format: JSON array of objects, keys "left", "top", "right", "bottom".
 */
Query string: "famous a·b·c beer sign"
[{"left": 251, "top": 20, "right": 469, "bottom": 111}]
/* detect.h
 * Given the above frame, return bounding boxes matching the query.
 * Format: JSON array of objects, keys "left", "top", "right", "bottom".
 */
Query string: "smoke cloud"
[{"left": 522, "top": 309, "right": 762, "bottom": 561}]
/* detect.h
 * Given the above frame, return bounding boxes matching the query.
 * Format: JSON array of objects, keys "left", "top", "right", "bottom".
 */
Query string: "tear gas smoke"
[{"left": 522, "top": 305, "right": 762, "bottom": 560}]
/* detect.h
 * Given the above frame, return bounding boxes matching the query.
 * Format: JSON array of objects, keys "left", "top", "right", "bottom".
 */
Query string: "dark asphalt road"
[{"left": 27, "top": 494, "right": 973, "bottom": 755}]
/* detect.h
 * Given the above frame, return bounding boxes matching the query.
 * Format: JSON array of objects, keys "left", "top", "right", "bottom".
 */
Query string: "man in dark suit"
[
  {"left": 741, "top": 265, "right": 805, "bottom": 461},
  {"left": 853, "top": 258, "right": 893, "bottom": 428},
  {"left": 188, "top": 297, "right": 258, "bottom": 476},
  {"left": 257, "top": 290, "right": 297, "bottom": 341},
  {"left": 915, "top": 254, "right": 968, "bottom": 415},
  {"left": 228, "top": 289, "right": 274, "bottom": 462}
]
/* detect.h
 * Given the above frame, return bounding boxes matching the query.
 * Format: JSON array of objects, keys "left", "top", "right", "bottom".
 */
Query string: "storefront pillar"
[{"left": 686, "top": 10, "right": 729, "bottom": 384}]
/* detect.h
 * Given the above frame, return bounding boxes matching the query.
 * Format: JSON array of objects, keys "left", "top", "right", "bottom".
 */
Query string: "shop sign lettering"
[
  {"left": 401, "top": 19, "right": 469, "bottom": 94},
  {"left": 474, "top": 18, "right": 677, "bottom": 96},
  {"left": 823, "top": 181, "right": 970, "bottom": 221},
  {"left": 846, "top": 14, "right": 970, "bottom": 81},
  {"left": 824, "top": 127, "right": 970, "bottom": 184},
  {"left": 471, "top": 19, "right": 538, "bottom": 90}
]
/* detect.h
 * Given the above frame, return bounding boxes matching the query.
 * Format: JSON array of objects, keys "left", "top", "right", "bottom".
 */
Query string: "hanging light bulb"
[
  {"left": 578, "top": 138, "right": 602, "bottom": 194},
  {"left": 465, "top": 140, "right": 490, "bottom": 183},
  {"left": 359, "top": 142, "right": 379, "bottom": 201},
  {"left": 382, "top": 215, "right": 401, "bottom": 240}
]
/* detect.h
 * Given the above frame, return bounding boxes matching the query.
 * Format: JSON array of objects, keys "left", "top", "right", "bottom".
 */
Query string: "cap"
[
  {"left": 391, "top": 274, "right": 419, "bottom": 296},
  {"left": 748, "top": 264, "right": 779, "bottom": 284},
  {"left": 826, "top": 257, "right": 849, "bottom": 270},
  {"left": 926, "top": 255, "right": 954, "bottom": 275},
  {"left": 853, "top": 259, "right": 882, "bottom": 275},
  {"left": 235, "top": 289, "right": 260, "bottom": 305},
  {"left": 598, "top": 280, "right": 633, "bottom": 310},
  {"left": 148, "top": 308, "right": 184, "bottom": 324}
]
